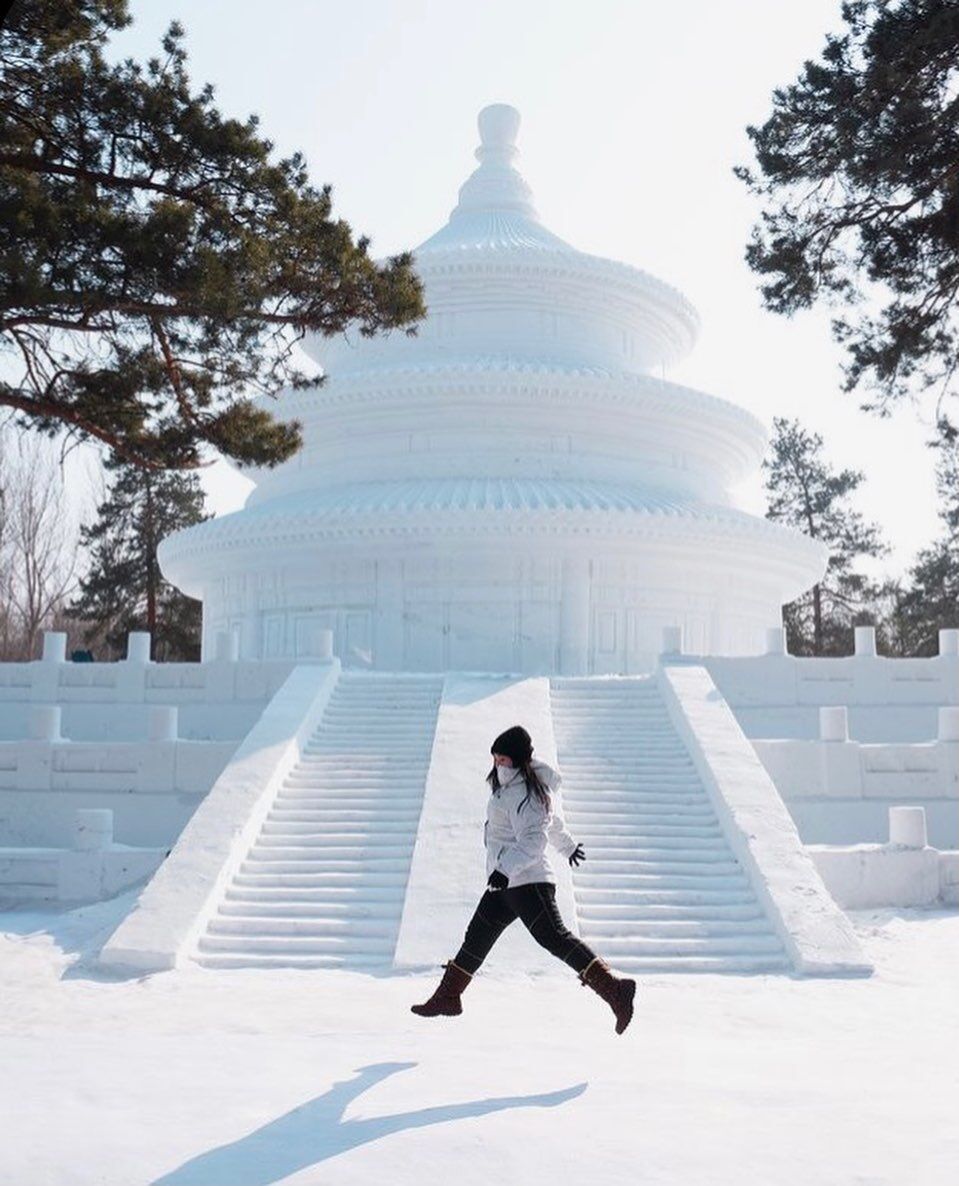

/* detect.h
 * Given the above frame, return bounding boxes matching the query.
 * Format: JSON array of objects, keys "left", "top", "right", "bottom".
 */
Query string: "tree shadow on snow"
[{"left": 152, "top": 1060, "right": 587, "bottom": 1185}]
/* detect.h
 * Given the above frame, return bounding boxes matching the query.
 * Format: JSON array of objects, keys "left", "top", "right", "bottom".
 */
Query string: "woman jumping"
[{"left": 411, "top": 724, "right": 636, "bottom": 1034}]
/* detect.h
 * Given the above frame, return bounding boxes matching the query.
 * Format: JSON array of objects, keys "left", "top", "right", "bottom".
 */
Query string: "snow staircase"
[
  {"left": 550, "top": 677, "right": 789, "bottom": 973},
  {"left": 195, "top": 672, "right": 443, "bottom": 969}
]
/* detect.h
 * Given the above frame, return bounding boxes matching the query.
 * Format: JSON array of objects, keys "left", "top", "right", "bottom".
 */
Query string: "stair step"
[
  {"left": 225, "top": 885, "right": 403, "bottom": 903},
  {"left": 197, "top": 934, "right": 393, "bottom": 955},
  {"left": 571, "top": 868, "right": 744, "bottom": 887},
  {"left": 560, "top": 761, "right": 696, "bottom": 771},
  {"left": 289, "top": 765, "right": 428, "bottom": 774},
  {"left": 579, "top": 902, "right": 765, "bottom": 921},
  {"left": 208, "top": 917, "right": 397, "bottom": 938},
  {"left": 574, "top": 840, "right": 729, "bottom": 855},
  {"left": 553, "top": 716, "right": 674, "bottom": 725},
  {"left": 241, "top": 857, "right": 411, "bottom": 873},
  {"left": 578, "top": 918, "right": 775, "bottom": 938},
  {"left": 571, "top": 832, "right": 723, "bottom": 846},
  {"left": 275, "top": 790, "right": 423, "bottom": 803},
  {"left": 250, "top": 841, "right": 414, "bottom": 856},
  {"left": 592, "top": 934, "right": 785, "bottom": 956},
  {"left": 268, "top": 810, "right": 421, "bottom": 823},
  {"left": 562, "top": 785, "right": 708, "bottom": 796},
  {"left": 575, "top": 859, "right": 742, "bottom": 876},
  {"left": 601, "top": 955, "right": 790, "bottom": 974},
  {"left": 564, "top": 805, "right": 714, "bottom": 819},
  {"left": 219, "top": 899, "right": 402, "bottom": 918},
  {"left": 261, "top": 823, "right": 416, "bottom": 838},
  {"left": 233, "top": 872, "right": 408, "bottom": 887},
  {"left": 565, "top": 799, "right": 712, "bottom": 813},
  {"left": 304, "top": 745, "right": 432, "bottom": 754},
  {"left": 195, "top": 953, "right": 389, "bottom": 969},
  {"left": 563, "top": 778, "right": 704, "bottom": 788},
  {"left": 560, "top": 744, "right": 688, "bottom": 753},
  {"left": 560, "top": 754, "right": 691, "bottom": 762},
  {"left": 282, "top": 778, "right": 425, "bottom": 789},
  {"left": 575, "top": 887, "right": 756, "bottom": 905}
]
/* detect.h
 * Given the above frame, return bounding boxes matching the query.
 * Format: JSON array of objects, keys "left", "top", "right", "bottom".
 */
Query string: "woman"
[{"left": 411, "top": 724, "right": 636, "bottom": 1034}]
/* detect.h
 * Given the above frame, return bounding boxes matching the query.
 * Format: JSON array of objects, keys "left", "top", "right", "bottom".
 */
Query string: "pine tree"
[
  {"left": 0, "top": 1, "right": 425, "bottom": 470},
  {"left": 884, "top": 441, "right": 959, "bottom": 654},
  {"left": 763, "top": 417, "right": 888, "bottom": 654},
  {"left": 736, "top": 1, "right": 959, "bottom": 446},
  {"left": 68, "top": 457, "right": 209, "bottom": 660}
]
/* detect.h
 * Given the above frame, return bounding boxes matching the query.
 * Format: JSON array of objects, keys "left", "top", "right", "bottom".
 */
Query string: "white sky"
[{"left": 111, "top": 0, "right": 944, "bottom": 576}]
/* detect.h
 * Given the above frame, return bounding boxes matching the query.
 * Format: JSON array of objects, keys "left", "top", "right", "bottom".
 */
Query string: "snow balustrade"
[
  {"left": 696, "top": 626, "right": 958, "bottom": 851},
  {"left": 0, "top": 629, "right": 297, "bottom": 899}
]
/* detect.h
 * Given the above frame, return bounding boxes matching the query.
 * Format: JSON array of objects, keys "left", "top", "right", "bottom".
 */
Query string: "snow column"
[
  {"left": 559, "top": 557, "right": 590, "bottom": 675},
  {"left": 376, "top": 557, "right": 405, "bottom": 670}
]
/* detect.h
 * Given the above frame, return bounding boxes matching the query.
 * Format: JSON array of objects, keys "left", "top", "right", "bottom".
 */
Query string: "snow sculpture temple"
[
  {"left": 4, "top": 107, "right": 956, "bottom": 984},
  {"left": 160, "top": 104, "right": 826, "bottom": 674}
]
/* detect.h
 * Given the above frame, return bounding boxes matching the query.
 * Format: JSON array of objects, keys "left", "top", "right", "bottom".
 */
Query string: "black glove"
[
  {"left": 568, "top": 843, "right": 586, "bottom": 867},
  {"left": 487, "top": 869, "right": 509, "bottom": 890}
]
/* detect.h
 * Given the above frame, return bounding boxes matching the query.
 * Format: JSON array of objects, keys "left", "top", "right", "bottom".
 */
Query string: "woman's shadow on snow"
[{"left": 153, "top": 1060, "right": 587, "bottom": 1186}]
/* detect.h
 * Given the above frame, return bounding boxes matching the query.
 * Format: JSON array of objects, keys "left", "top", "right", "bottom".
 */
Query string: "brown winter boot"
[
  {"left": 410, "top": 960, "right": 473, "bottom": 1017},
  {"left": 578, "top": 957, "right": 636, "bottom": 1034}
]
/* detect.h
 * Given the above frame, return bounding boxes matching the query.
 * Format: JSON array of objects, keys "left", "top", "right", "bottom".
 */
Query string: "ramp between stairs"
[{"left": 393, "top": 674, "right": 579, "bottom": 972}]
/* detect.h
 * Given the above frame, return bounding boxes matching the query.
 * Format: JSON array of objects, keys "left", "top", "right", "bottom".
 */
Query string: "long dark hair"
[{"left": 485, "top": 725, "right": 552, "bottom": 813}]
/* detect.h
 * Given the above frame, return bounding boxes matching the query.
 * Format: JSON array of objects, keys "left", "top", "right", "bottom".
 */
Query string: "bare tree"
[{"left": 0, "top": 435, "right": 79, "bottom": 660}]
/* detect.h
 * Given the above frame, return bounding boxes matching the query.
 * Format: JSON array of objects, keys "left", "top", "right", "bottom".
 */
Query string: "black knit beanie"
[{"left": 491, "top": 725, "right": 533, "bottom": 766}]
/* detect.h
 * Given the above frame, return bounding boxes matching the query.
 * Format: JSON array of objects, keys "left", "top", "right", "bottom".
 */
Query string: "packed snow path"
[
  {"left": 196, "top": 673, "right": 443, "bottom": 969},
  {"left": 550, "top": 677, "right": 788, "bottom": 972}
]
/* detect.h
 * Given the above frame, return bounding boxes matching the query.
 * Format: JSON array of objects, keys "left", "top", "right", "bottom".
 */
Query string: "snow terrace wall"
[
  {"left": 680, "top": 643, "right": 959, "bottom": 849},
  {"left": 808, "top": 844, "right": 952, "bottom": 910},
  {"left": 393, "top": 673, "right": 577, "bottom": 971},
  {"left": 657, "top": 662, "right": 871, "bottom": 976},
  {"left": 702, "top": 648, "right": 957, "bottom": 743},
  {"left": 0, "top": 651, "right": 296, "bottom": 847},
  {"left": 752, "top": 736, "right": 957, "bottom": 849},
  {"left": 0, "top": 656, "right": 294, "bottom": 719},
  {"left": 0, "top": 739, "right": 235, "bottom": 848},
  {"left": 0, "top": 701, "right": 267, "bottom": 743},
  {"left": 99, "top": 661, "right": 341, "bottom": 974},
  {"left": 0, "top": 845, "right": 165, "bottom": 903}
]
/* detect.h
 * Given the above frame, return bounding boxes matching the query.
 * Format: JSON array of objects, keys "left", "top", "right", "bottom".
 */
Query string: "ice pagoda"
[{"left": 159, "top": 104, "right": 826, "bottom": 674}]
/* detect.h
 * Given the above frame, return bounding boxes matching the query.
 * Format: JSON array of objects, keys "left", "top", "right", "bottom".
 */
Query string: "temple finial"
[
  {"left": 475, "top": 104, "right": 521, "bottom": 164},
  {"left": 449, "top": 103, "right": 536, "bottom": 221}
]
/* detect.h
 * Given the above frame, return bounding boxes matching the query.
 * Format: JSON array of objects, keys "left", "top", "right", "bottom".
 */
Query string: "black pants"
[{"left": 453, "top": 882, "right": 597, "bottom": 976}]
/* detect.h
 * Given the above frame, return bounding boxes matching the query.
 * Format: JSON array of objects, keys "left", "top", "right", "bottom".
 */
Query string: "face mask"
[{"left": 497, "top": 764, "right": 517, "bottom": 787}]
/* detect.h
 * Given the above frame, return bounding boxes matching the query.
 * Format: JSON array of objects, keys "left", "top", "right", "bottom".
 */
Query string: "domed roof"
[
  {"left": 408, "top": 104, "right": 699, "bottom": 355},
  {"left": 160, "top": 477, "right": 826, "bottom": 562},
  {"left": 416, "top": 104, "right": 575, "bottom": 256}
]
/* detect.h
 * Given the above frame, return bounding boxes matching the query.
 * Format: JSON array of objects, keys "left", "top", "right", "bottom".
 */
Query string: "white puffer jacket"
[{"left": 484, "top": 758, "right": 579, "bottom": 888}]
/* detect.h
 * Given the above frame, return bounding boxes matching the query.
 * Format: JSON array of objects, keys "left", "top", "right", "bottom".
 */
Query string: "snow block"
[
  {"left": 393, "top": 673, "right": 578, "bottom": 972},
  {"left": 939, "top": 851, "right": 959, "bottom": 904},
  {"left": 98, "top": 661, "right": 341, "bottom": 973},
  {"left": 808, "top": 843, "right": 941, "bottom": 909},
  {"left": 658, "top": 663, "right": 871, "bottom": 977}
]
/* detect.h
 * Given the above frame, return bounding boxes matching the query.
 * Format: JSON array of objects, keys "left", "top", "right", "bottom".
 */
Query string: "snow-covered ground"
[{"left": 2, "top": 893, "right": 956, "bottom": 1186}]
